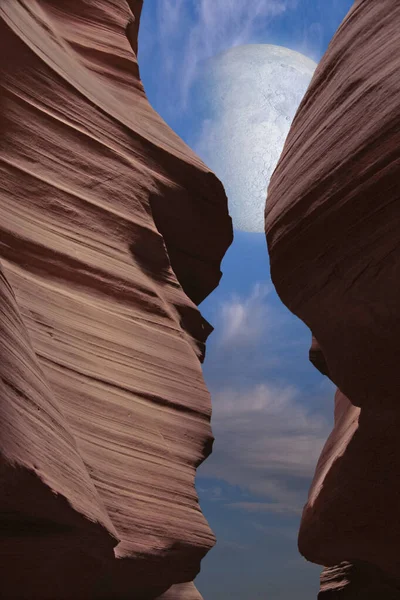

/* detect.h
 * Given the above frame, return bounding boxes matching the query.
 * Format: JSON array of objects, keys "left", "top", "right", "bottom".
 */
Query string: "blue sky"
[{"left": 139, "top": 2, "right": 354, "bottom": 598}]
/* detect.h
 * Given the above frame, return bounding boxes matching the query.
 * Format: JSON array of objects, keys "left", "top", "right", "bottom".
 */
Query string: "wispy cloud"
[
  {"left": 199, "top": 382, "right": 330, "bottom": 514},
  {"left": 217, "top": 283, "right": 273, "bottom": 348},
  {"left": 198, "top": 281, "right": 334, "bottom": 515},
  {"left": 251, "top": 521, "right": 298, "bottom": 540},
  {"left": 143, "top": 0, "right": 296, "bottom": 111},
  {"left": 216, "top": 539, "right": 248, "bottom": 552},
  {"left": 228, "top": 502, "right": 302, "bottom": 515},
  {"left": 204, "top": 282, "right": 294, "bottom": 385}
]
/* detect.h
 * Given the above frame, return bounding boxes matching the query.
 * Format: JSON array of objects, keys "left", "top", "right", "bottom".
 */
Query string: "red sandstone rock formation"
[
  {"left": 265, "top": 0, "right": 400, "bottom": 596},
  {"left": 158, "top": 582, "right": 203, "bottom": 600},
  {"left": 0, "top": 1, "right": 232, "bottom": 598}
]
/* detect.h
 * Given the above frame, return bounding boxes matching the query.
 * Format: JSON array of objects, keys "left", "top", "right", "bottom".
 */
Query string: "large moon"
[{"left": 195, "top": 44, "right": 317, "bottom": 232}]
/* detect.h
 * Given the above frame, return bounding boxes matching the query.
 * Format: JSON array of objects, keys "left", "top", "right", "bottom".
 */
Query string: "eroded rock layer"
[
  {"left": 158, "top": 582, "right": 203, "bottom": 600},
  {"left": 318, "top": 562, "right": 400, "bottom": 599},
  {"left": 0, "top": 1, "right": 232, "bottom": 598},
  {"left": 265, "top": 0, "right": 400, "bottom": 595}
]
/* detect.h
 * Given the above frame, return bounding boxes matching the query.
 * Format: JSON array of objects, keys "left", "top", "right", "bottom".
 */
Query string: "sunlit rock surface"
[
  {"left": 158, "top": 582, "right": 203, "bottom": 600},
  {"left": 265, "top": 0, "right": 400, "bottom": 596},
  {"left": 0, "top": 1, "right": 232, "bottom": 598}
]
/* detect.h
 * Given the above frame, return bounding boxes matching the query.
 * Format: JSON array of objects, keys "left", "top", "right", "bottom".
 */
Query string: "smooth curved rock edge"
[
  {"left": 0, "top": 1, "right": 232, "bottom": 598},
  {"left": 265, "top": 0, "right": 400, "bottom": 596}
]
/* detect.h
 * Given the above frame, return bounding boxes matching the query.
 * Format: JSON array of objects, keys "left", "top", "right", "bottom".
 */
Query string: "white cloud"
[
  {"left": 199, "top": 284, "right": 333, "bottom": 515},
  {"left": 158, "top": 0, "right": 186, "bottom": 35},
  {"left": 217, "top": 283, "right": 273, "bottom": 348},
  {"left": 199, "top": 382, "right": 331, "bottom": 514},
  {"left": 210, "top": 283, "right": 293, "bottom": 374},
  {"left": 148, "top": 0, "right": 295, "bottom": 110}
]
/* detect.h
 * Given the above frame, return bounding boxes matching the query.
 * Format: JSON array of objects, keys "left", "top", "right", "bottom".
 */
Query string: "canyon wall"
[
  {"left": 265, "top": 0, "right": 400, "bottom": 596},
  {"left": 0, "top": 1, "right": 232, "bottom": 598}
]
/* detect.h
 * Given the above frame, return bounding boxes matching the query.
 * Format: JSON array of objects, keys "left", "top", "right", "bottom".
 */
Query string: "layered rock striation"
[
  {"left": 0, "top": 1, "right": 232, "bottom": 598},
  {"left": 158, "top": 582, "right": 203, "bottom": 600},
  {"left": 265, "top": 0, "right": 400, "bottom": 596}
]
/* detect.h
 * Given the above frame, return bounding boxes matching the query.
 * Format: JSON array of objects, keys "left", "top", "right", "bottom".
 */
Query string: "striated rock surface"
[
  {"left": 0, "top": 1, "right": 232, "bottom": 598},
  {"left": 158, "top": 582, "right": 203, "bottom": 600},
  {"left": 265, "top": 0, "right": 400, "bottom": 595},
  {"left": 318, "top": 562, "right": 400, "bottom": 599}
]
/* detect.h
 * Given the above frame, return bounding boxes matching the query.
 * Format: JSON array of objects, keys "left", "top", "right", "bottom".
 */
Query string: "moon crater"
[{"left": 196, "top": 44, "right": 317, "bottom": 232}]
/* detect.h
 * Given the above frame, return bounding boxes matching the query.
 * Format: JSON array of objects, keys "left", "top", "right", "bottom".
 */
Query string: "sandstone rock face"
[
  {"left": 265, "top": 0, "right": 400, "bottom": 595},
  {"left": 0, "top": 1, "right": 232, "bottom": 598},
  {"left": 158, "top": 582, "right": 203, "bottom": 600},
  {"left": 318, "top": 562, "right": 400, "bottom": 599}
]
